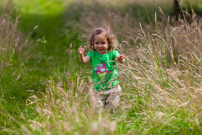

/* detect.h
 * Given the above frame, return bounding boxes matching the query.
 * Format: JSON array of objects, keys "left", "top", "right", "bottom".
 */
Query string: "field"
[{"left": 0, "top": 0, "right": 202, "bottom": 134}]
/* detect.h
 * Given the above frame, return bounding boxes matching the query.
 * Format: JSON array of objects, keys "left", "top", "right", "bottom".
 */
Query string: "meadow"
[{"left": 0, "top": 0, "right": 202, "bottom": 134}]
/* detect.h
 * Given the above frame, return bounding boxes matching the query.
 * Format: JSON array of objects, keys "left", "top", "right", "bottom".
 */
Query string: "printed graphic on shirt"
[{"left": 94, "top": 63, "right": 111, "bottom": 80}]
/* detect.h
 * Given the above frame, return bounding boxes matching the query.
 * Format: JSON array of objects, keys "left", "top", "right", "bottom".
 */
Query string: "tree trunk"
[{"left": 174, "top": 0, "right": 180, "bottom": 14}]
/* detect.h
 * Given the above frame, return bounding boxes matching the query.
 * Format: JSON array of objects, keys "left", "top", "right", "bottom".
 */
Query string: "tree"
[
  {"left": 174, "top": 0, "right": 180, "bottom": 15},
  {"left": 171, "top": 0, "right": 183, "bottom": 20}
]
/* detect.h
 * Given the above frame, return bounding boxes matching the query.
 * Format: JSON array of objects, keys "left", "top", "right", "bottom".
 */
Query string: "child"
[{"left": 78, "top": 26, "right": 126, "bottom": 111}]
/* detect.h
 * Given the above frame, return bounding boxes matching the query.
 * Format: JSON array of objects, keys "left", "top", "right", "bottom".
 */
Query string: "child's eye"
[
  {"left": 95, "top": 42, "right": 99, "bottom": 44},
  {"left": 102, "top": 42, "right": 105, "bottom": 44}
]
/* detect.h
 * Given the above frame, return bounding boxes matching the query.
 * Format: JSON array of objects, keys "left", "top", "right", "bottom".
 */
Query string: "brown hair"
[{"left": 89, "top": 26, "right": 118, "bottom": 51}]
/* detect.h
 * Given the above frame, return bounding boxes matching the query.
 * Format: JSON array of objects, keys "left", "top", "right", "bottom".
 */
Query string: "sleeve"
[
  {"left": 87, "top": 51, "right": 92, "bottom": 62},
  {"left": 112, "top": 50, "right": 120, "bottom": 60}
]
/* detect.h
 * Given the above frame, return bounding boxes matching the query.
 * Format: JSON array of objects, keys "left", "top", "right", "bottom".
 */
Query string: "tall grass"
[
  {"left": 0, "top": 13, "right": 29, "bottom": 100},
  {"left": 0, "top": 12, "right": 41, "bottom": 134},
  {"left": 15, "top": 8, "right": 202, "bottom": 135},
  {"left": 1, "top": 0, "right": 202, "bottom": 134},
  {"left": 117, "top": 10, "right": 202, "bottom": 133},
  {"left": 20, "top": 75, "right": 118, "bottom": 134}
]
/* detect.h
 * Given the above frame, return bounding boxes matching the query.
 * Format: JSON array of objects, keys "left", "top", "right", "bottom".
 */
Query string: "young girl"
[{"left": 78, "top": 26, "right": 126, "bottom": 111}]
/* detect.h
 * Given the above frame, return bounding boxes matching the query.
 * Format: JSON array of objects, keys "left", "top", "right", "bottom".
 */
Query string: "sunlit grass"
[{"left": 12, "top": 0, "right": 63, "bottom": 15}]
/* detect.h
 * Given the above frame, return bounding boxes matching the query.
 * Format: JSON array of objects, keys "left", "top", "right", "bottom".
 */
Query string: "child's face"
[{"left": 93, "top": 34, "right": 109, "bottom": 54}]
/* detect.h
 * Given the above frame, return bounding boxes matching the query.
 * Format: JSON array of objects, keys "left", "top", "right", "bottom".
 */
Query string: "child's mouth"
[{"left": 98, "top": 49, "right": 103, "bottom": 52}]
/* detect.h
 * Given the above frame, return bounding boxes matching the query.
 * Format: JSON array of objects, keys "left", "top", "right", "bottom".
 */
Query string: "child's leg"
[
  {"left": 90, "top": 86, "right": 108, "bottom": 110},
  {"left": 107, "top": 92, "right": 120, "bottom": 110},
  {"left": 97, "top": 93, "right": 108, "bottom": 109},
  {"left": 89, "top": 86, "right": 106, "bottom": 109},
  {"left": 106, "top": 85, "right": 122, "bottom": 111}
]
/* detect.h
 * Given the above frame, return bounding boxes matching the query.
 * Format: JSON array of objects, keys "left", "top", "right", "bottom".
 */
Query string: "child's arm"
[
  {"left": 115, "top": 55, "right": 126, "bottom": 63},
  {"left": 78, "top": 46, "right": 91, "bottom": 64}
]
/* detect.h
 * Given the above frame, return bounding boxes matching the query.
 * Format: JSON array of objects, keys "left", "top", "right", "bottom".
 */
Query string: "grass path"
[{"left": 0, "top": 0, "right": 85, "bottom": 132}]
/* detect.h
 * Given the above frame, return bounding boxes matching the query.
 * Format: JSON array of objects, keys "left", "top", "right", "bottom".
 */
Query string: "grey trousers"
[{"left": 90, "top": 85, "right": 122, "bottom": 110}]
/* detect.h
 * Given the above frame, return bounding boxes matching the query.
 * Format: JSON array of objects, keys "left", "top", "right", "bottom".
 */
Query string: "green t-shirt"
[{"left": 87, "top": 50, "right": 120, "bottom": 91}]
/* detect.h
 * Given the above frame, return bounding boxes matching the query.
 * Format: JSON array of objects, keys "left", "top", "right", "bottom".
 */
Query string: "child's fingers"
[
  {"left": 78, "top": 46, "right": 81, "bottom": 50},
  {"left": 115, "top": 56, "right": 120, "bottom": 61},
  {"left": 115, "top": 55, "right": 126, "bottom": 62},
  {"left": 83, "top": 46, "right": 86, "bottom": 50},
  {"left": 115, "top": 55, "right": 126, "bottom": 61},
  {"left": 120, "top": 55, "right": 126, "bottom": 59},
  {"left": 121, "top": 54, "right": 126, "bottom": 57},
  {"left": 78, "top": 50, "right": 82, "bottom": 54},
  {"left": 78, "top": 46, "right": 83, "bottom": 54}
]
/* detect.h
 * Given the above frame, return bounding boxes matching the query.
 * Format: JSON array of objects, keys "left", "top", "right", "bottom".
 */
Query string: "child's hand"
[
  {"left": 115, "top": 55, "right": 126, "bottom": 63},
  {"left": 78, "top": 46, "right": 86, "bottom": 55}
]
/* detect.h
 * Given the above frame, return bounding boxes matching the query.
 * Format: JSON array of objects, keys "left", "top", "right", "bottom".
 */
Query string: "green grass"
[{"left": 0, "top": 1, "right": 90, "bottom": 133}]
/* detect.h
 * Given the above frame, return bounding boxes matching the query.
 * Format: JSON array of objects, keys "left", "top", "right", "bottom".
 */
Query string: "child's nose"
[{"left": 98, "top": 44, "right": 102, "bottom": 46}]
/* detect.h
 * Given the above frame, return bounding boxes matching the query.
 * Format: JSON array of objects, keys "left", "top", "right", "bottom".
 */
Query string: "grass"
[{"left": 1, "top": 0, "right": 202, "bottom": 134}]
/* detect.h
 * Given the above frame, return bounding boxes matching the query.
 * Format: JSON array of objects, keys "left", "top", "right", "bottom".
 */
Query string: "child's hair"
[{"left": 89, "top": 26, "right": 118, "bottom": 51}]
